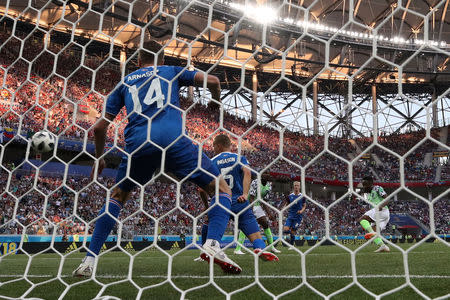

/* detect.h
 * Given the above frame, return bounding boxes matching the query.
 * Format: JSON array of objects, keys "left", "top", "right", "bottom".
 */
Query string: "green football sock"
[
  {"left": 360, "top": 220, "right": 384, "bottom": 246},
  {"left": 264, "top": 228, "right": 274, "bottom": 247},
  {"left": 235, "top": 231, "right": 246, "bottom": 251},
  {"left": 373, "top": 237, "right": 384, "bottom": 246},
  {"left": 360, "top": 220, "right": 373, "bottom": 232}
]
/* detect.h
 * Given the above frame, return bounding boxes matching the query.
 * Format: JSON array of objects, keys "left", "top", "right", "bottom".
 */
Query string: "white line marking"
[
  {"left": 4, "top": 251, "right": 448, "bottom": 260},
  {"left": 0, "top": 274, "right": 449, "bottom": 279}
]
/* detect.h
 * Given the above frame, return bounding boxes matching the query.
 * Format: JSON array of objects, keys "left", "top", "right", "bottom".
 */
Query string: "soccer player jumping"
[
  {"left": 73, "top": 41, "right": 240, "bottom": 276},
  {"left": 358, "top": 176, "right": 390, "bottom": 253}
]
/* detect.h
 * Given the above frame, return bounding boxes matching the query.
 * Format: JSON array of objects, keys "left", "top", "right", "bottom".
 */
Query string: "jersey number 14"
[{"left": 129, "top": 78, "right": 165, "bottom": 113}]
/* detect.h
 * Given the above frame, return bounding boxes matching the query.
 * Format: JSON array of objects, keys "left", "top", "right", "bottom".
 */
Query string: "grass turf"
[{"left": 0, "top": 242, "right": 448, "bottom": 299}]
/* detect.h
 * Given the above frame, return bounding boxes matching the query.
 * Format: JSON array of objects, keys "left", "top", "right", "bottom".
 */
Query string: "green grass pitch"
[{"left": 0, "top": 242, "right": 448, "bottom": 299}]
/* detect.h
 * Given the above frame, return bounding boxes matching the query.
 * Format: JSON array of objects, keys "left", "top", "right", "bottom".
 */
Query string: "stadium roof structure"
[{"left": 1, "top": 0, "right": 450, "bottom": 136}]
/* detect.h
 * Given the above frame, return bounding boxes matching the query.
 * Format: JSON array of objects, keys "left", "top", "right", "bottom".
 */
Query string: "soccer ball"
[{"left": 31, "top": 130, "right": 55, "bottom": 153}]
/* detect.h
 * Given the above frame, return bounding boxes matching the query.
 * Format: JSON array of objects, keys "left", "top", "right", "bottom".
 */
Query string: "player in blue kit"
[
  {"left": 73, "top": 41, "right": 241, "bottom": 276},
  {"left": 283, "top": 181, "right": 306, "bottom": 249},
  {"left": 198, "top": 135, "right": 278, "bottom": 263}
]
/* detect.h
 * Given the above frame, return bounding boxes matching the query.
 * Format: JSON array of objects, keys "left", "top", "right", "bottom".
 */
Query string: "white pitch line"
[
  {"left": 5, "top": 250, "right": 449, "bottom": 260},
  {"left": 1, "top": 274, "right": 449, "bottom": 279}
]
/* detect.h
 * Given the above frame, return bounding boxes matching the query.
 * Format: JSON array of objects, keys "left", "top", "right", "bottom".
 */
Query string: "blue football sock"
[
  {"left": 206, "top": 193, "right": 231, "bottom": 242},
  {"left": 252, "top": 238, "right": 266, "bottom": 250},
  {"left": 201, "top": 224, "right": 208, "bottom": 246},
  {"left": 290, "top": 233, "right": 295, "bottom": 245},
  {"left": 86, "top": 198, "right": 122, "bottom": 257}
]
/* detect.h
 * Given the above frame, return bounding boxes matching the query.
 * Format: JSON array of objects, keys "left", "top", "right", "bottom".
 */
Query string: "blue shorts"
[
  {"left": 231, "top": 201, "right": 260, "bottom": 237},
  {"left": 284, "top": 215, "right": 303, "bottom": 230},
  {"left": 116, "top": 136, "right": 219, "bottom": 192}
]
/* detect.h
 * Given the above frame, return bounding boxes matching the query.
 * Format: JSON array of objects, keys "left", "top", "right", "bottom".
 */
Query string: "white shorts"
[
  {"left": 253, "top": 205, "right": 266, "bottom": 219},
  {"left": 364, "top": 208, "right": 390, "bottom": 231}
]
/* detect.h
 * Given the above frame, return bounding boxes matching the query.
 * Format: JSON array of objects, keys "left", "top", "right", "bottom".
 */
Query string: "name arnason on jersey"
[
  {"left": 126, "top": 71, "right": 156, "bottom": 82},
  {"left": 217, "top": 157, "right": 236, "bottom": 165}
]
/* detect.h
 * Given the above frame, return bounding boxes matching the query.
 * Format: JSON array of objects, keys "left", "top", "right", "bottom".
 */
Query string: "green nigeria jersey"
[
  {"left": 248, "top": 180, "right": 272, "bottom": 206},
  {"left": 367, "top": 185, "right": 388, "bottom": 208}
]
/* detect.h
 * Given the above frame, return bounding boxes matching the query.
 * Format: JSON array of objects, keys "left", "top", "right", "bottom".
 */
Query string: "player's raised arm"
[
  {"left": 91, "top": 112, "right": 115, "bottom": 179},
  {"left": 194, "top": 72, "right": 221, "bottom": 104}
]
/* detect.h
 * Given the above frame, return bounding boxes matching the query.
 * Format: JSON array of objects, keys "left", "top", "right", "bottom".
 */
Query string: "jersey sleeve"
[
  {"left": 376, "top": 186, "right": 387, "bottom": 197},
  {"left": 262, "top": 183, "right": 272, "bottom": 200},
  {"left": 248, "top": 180, "right": 258, "bottom": 197},
  {"left": 174, "top": 66, "right": 198, "bottom": 86},
  {"left": 105, "top": 84, "right": 124, "bottom": 116}
]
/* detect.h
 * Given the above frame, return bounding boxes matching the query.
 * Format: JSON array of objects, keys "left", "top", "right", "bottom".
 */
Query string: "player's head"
[
  {"left": 261, "top": 178, "right": 268, "bottom": 186},
  {"left": 139, "top": 41, "right": 164, "bottom": 66},
  {"left": 213, "top": 134, "right": 231, "bottom": 154},
  {"left": 293, "top": 181, "right": 300, "bottom": 194},
  {"left": 362, "top": 176, "right": 374, "bottom": 192}
]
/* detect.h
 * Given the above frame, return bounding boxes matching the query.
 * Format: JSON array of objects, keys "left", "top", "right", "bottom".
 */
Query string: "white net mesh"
[{"left": 0, "top": 0, "right": 449, "bottom": 299}]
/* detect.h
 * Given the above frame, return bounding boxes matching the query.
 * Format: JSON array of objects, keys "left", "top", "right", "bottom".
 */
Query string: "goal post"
[{"left": 0, "top": 0, "right": 449, "bottom": 299}]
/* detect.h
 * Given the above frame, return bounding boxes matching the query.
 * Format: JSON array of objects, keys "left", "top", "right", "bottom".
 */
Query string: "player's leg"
[
  {"left": 234, "top": 230, "right": 246, "bottom": 254},
  {"left": 359, "top": 210, "right": 376, "bottom": 239},
  {"left": 201, "top": 223, "right": 208, "bottom": 246},
  {"left": 289, "top": 217, "right": 303, "bottom": 249},
  {"left": 359, "top": 209, "right": 388, "bottom": 251},
  {"left": 253, "top": 205, "right": 278, "bottom": 252},
  {"left": 257, "top": 216, "right": 279, "bottom": 253},
  {"left": 73, "top": 155, "right": 156, "bottom": 277},
  {"left": 168, "top": 138, "right": 240, "bottom": 273},
  {"left": 194, "top": 223, "right": 209, "bottom": 261},
  {"left": 239, "top": 206, "right": 278, "bottom": 261},
  {"left": 202, "top": 177, "right": 232, "bottom": 243},
  {"left": 374, "top": 209, "right": 390, "bottom": 252},
  {"left": 283, "top": 218, "right": 295, "bottom": 246},
  {"left": 73, "top": 188, "right": 130, "bottom": 277}
]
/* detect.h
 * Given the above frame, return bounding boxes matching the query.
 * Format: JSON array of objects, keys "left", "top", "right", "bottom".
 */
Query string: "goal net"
[{"left": 0, "top": 0, "right": 449, "bottom": 299}]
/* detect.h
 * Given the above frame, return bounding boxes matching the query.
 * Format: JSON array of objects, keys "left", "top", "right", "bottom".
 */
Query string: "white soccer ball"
[{"left": 31, "top": 130, "right": 56, "bottom": 153}]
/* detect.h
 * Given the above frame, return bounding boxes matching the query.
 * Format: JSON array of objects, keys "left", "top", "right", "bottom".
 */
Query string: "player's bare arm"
[
  {"left": 194, "top": 72, "right": 221, "bottom": 105},
  {"left": 91, "top": 112, "right": 115, "bottom": 180},
  {"left": 297, "top": 202, "right": 306, "bottom": 215},
  {"left": 237, "top": 165, "right": 251, "bottom": 202}
]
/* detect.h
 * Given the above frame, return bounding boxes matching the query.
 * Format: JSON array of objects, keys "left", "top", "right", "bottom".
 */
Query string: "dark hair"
[
  {"left": 213, "top": 134, "right": 231, "bottom": 147},
  {"left": 139, "top": 41, "right": 164, "bottom": 64},
  {"left": 362, "top": 176, "right": 373, "bottom": 182}
]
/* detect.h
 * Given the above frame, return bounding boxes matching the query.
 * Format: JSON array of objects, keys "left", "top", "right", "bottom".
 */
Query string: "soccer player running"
[
  {"left": 358, "top": 176, "right": 390, "bottom": 253},
  {"left": 199, "top": 134, "right": 278, "bottom": 263},
  {"left": 283, "top": 181, "right": 306, "bottom": 249},
  {"left": 73, "top": 41, "right": 241, "bottom": 276},
  {"left": 234, "top": 178, "right": 281, "bottom": 254}
]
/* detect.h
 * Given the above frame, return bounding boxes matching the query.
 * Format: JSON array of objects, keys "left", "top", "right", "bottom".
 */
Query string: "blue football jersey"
[
  {"left": 287, "top": 193, "right": 305, "bottom": 217},
  {"left": 212, "top": 152, "right": 249, "bottom": 202},
  {"left": 105, "top": 65, "right": 197, "bottom": 153}
]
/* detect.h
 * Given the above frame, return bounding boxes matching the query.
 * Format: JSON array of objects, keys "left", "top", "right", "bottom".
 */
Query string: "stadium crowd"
[
  {"left": 1, "top": 29, "right": 449, "bottom": 183},
  {"left": 0, "top": 170, "right": 448, "bottom": 238},
  {"left": 0, "top": 27, "right": 449, "bottom": 239}
]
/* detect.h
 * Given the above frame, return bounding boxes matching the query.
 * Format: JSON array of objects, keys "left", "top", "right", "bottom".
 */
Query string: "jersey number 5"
[
  {"left": 220, "top": 166, "right": 234, "bottom": 189},
  {"left": 129, "top": 78, "right": 165, "bottom": 113}
]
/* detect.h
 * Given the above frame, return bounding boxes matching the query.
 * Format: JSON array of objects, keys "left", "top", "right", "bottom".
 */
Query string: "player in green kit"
[
  {"left": 358, "top": 176, "right": 390, "bottom": 253},
  {"left": 234, "top": 178, "right": 281, "bottom": 254}
]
